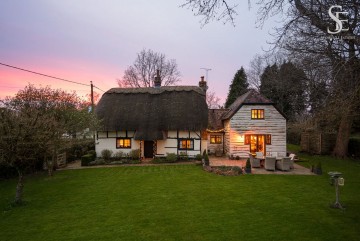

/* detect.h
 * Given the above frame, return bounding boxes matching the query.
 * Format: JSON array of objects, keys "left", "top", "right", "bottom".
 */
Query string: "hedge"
[
  {"left": 81, "top": 154, "right": 95, "bottom": 166},
  {"left": 349, "top": 138, "right": 360, "bottom": 158}
]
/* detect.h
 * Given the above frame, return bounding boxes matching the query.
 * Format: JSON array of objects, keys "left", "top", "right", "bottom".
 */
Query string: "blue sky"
[{"left": 0, "top": 0, "right": 279, "bottom": 103}]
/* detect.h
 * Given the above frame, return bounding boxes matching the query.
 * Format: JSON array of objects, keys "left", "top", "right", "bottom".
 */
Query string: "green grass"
[{"left": 1, "top": 158, "right": 360, "bottom": 241}]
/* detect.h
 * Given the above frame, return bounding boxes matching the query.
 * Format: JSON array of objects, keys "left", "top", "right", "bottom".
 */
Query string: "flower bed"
[{"left": 203, "top": 165, "right": 243, "bottom": 176}]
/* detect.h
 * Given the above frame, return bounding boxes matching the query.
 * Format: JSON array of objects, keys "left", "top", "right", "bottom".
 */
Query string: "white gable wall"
[{"left": 227, "top": 105, "right": 286, "bottom": 158}]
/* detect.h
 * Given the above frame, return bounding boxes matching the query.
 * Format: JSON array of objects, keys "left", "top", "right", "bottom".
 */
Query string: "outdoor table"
[{"left": 259, "top": 156, "right": 283, "bottom": 168}]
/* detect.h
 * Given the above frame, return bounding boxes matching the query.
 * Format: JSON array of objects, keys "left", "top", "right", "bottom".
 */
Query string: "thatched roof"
[{"left": 96, "top": 86, "right": 208, "bottom": 140}]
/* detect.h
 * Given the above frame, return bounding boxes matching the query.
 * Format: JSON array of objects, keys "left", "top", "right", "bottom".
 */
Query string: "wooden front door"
[
  {"left": 250, "top": 135, "right": 265, "bottom": 154},
  {"left": 144, "top": 141, "right": 154, "bottom": 158}
]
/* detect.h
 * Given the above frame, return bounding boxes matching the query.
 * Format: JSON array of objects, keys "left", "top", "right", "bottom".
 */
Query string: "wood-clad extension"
[{"left": 208, "top": 90, "right": 287, "bottom": 158}]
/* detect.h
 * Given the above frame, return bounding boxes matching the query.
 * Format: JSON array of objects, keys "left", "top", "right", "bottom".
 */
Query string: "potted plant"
[
  {"left": 245, "top": 158, "right": 251, "bottom": 174},
  {"left": 204, "top": 152, "right": 210, "bottom": 166},
  {"left": 314, "top": 161, "right": 322, "bottom": 175}
]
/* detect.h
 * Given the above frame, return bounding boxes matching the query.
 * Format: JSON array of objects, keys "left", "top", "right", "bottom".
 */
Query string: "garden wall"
[{"left": 300, "top": 130, "right": 336, "bottom": 155}]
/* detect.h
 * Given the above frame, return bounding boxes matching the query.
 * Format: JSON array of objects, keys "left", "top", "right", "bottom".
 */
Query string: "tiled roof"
[{"left": 222, "top": 90, "right": 273, "bottom": 119}]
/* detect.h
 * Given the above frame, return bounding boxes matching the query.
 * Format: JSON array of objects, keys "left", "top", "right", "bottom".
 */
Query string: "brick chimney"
[
  {"left": 154, "top": 69, "right": 161, "bottom": 88},
  {"left": 199, "top": 76, "right": 208, "bottom": 92}
]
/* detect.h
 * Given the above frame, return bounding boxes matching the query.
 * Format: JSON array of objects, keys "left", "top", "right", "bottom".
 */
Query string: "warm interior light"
[{"left": 238, "top": 135, "right": 244, "bottom": 143}]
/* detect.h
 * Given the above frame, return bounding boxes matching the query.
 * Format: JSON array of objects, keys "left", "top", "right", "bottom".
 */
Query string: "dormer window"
[{"left": 251, "top": 109, "right": 264, "bottom": 119}]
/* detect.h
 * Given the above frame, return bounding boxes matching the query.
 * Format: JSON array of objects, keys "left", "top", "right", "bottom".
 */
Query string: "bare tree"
[
  {"left": 180, "top": 0, "right": 239, "bottom": 26},
  {"left": 118, "top": 49, "right": 181, "bottom": 88},
  {"left": 207, "top": 91, "right": 222, "bottom": 108},
  {"left": 183, "top": 0, "right": 360, "bottom": 157},
  {"left": 256, "top": 0, "right": 360, "bottom": 158}
]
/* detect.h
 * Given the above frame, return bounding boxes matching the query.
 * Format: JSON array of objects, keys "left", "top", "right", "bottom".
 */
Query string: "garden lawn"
[{"left": 1, "top": 159, "right": 360, "bottom": 241}]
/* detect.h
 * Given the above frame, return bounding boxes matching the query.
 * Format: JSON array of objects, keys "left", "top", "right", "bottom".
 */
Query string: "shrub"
[
  {"left": 87, "top": 150, "right": 97, "bottom": 158},
  {"left": 109, "top": 161, "right": 124, "bottom": 165},
  {"left": 101, "top": 149, "right": 113, "bottom": 161},
  {"left": 113, "top": 151, "right": 124, "bottom": 160},
  {"left": 0, "top": 164, "right": 17, "bottom": 179},
  {"left": 349, "top": 138, "right": 360, "bottom": 158},
  {"left": 232, "top": 166, "right": 242, "bottom": 175},
  {"left": 81, "top": 154, "right": 93, "bottom": 166},
  {"left": 89, "top": 159, "right": 106, "bottom": 166},
  {"left": 69, "top": 140, "right": 95, "bottom": 158},
  {"left": 151, "top": 158, "right": 167, "bottom": 164},
  {"left": 287, "top": 127, "right": 301, "bottom": 145},
  {"left": 314, "top": 161, "right": 322, "bottom": 175},
  {"left": 166, "top": 153, "right": 177, "bottom": 163},
  {"left": 128, "top": 159, "right": 141, "bottom": 164},
  {"left": 178, "top": 152, "right": 188, "bottom": 161},
  {"left": 246, "top": 159, "right": 251, "bottom": 169},
  {"left": 195, "top": 154, "right": 202, "bottom": 161},
  {"left": 129, "top": 149, "right": 140, "bottom": 160}
]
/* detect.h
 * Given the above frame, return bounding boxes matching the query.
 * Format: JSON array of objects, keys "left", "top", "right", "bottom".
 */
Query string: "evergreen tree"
[
  {"left": 259, "top": 62, "right": 306, "bottom": 120},
  {"left": 259, "top": 64, "right": 279, "bottom": 104},
  {"left": 225, "top": 67, "right": 249, "bottom": 108}
]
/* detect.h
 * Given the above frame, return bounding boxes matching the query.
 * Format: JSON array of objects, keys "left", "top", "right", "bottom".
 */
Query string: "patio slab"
[{"left": 209, "top": 156, "right": 314, "bottom": 175}]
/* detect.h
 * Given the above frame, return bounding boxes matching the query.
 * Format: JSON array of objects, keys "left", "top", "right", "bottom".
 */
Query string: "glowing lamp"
[{"left": 238, "top": 135, "right": 244, "bottom": 143}]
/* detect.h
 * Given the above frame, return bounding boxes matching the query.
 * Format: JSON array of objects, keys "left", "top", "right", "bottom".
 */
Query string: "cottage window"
[
  {"left": 179, "top": 139, "right": 194, "bottom": 150},
  {"left": 265, "top": 134, "right": 271, "bottom": 144},
  {"left": 210, "top": 135, "right": 222, "bottom": 144},
  {"left": 245, "top": 135, "right": 250, "bottom": 145},
  {"left": 251, "top": 109, "right": 264, "bottom": 119},
  {"left": 116, "top": 138, "right": 131, "bottom": 149}
]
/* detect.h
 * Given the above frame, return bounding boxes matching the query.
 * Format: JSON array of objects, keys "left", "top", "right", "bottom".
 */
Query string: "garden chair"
[
  {"left": 255, "top": 152, "right": 264, "bottom": 159},
  {"left": 264, "top": 157, "right": 276, "bottom": 171},
  {"left": 289, "top": 154, "right": 297, "bottom": 169},
  {"left": 276, "top": 157, "right": 291, "bottom": 171},
  {"left": 249, "top": 154, "right": 260, "bottom": 168}
]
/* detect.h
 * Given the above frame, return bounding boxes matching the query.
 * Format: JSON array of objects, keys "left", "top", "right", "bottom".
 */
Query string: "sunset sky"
[{"left": 0, "top": 0, "right": 279, "bottom": 104}]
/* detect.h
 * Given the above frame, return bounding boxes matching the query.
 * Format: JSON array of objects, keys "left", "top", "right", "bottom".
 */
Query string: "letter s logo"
[{"left": 327, "top": 5, "right": 349, "bottom": 34}]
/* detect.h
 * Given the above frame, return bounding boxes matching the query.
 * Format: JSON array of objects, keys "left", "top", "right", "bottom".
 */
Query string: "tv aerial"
[{"left": 200, "top": 68, "right": 212, "bottom": 82}]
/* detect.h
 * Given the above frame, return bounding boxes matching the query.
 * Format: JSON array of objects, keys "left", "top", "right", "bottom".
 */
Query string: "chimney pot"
[
  {"left": 199, "top": 76, "right": 208, "bottom": 92},
  {"left": 154, "top": 69, "right": 161, "bottom": 88}
]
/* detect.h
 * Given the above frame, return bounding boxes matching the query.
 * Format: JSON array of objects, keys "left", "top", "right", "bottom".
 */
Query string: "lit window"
[
  {"left": 210, "top": 135, "right": 222, "bottom": 144},
  {"left": 116, "top": 138, "right": 131, "bottom": 149},
  {"left": 245, "top": 135, "right": 250, "bottom": 145},
  {"left": 265, "top": 134, "right": 271, "bottom": 144},
  {"left": 179, "top": 139, "right": 194, "bottom": 150},
  {"left": 251, "top": 109, "right": 264, "bottom": 119}
]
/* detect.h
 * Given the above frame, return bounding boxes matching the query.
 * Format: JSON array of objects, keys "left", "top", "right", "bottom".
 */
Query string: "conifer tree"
[{"left": 225, "top": 67, "right": 249, "bottom": 108}]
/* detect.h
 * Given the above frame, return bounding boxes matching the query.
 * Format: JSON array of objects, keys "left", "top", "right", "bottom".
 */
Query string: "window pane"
[
  {"left": 251, "top": 109, "right": 264, "bottom": 119},
  {"left": 124, "top": 139, "right": 130, "bottom": 147},
  {"left": 117, "top": 138, "right": 131, "bottom": 148},
  {"left": 179, "top": 139, "right": 194, "bottom": 150}
]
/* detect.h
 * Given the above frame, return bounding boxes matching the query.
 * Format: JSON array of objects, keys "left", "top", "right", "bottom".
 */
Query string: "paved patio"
[{"left": 209, "top": 156, "right": 314, "bottom": 175}]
